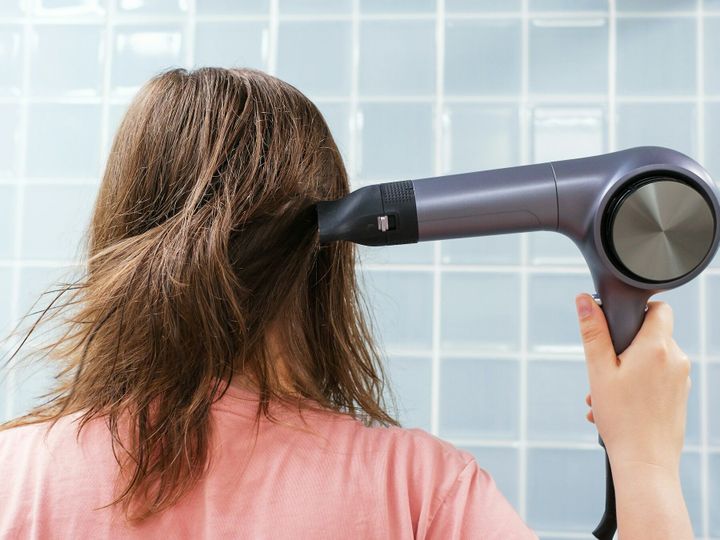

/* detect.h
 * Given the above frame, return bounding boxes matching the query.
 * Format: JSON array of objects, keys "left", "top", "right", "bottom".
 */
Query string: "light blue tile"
[
  {"left": 711, "top": 453, "right": 720, "bottom": 536},
  {"left": 357, "top": 242, "right": 434, "bottom": 265},
  {"left": 529, "top": 18, "right": 608, "bottom": 94},
  {"left": 279, "top": 0, "right": 351, "bottom": 13},
  {"left": 706, "top": 275, "right": 720, "bottom": 354},
  {"left": 0, "top": 25, "right": 23, "bottom": 97},
  {"left": 195, "top": 0, "right": 268, "bottom": 14},
  {"left": 445, "top": 19, "right": 522, "bottom": 95},
  {"left": 0, "top": 267, "right": 13, "bottom": 338},
  {"left": 315, "top": 102, "right": 351, "bottom": 165},
  {"left": 0, "top": 105, "right": 21, "bottom": 176},
  {"left": 532, "top": 106, "right": 606, "bottom": 163},
  {"left": 105, "top": 102, "right": 130, "bottom": 157},
  {"left": 616, "top": 103, "right": 697, "bottom": 160},
  {"left": 654, "top": 280, "right": 700, "bottom": 355},
  {"left": 526, "top": 448, "right": 605, "bottom": 531},
  {"left": 530, "top": 0, "right": 607, "bottom": 10},
  {"left": 616, "top": 18, "right": 696, "bottom": 96},
  {"left": 679, "top": 451, "right": 703, "bottom": 535},
  {"left": 707, "top": 18, "right": 720, "bottom": 94},
  {"left": 441, "top": 272, "right": 521, "bottom": 351},
  {"left": 385, "top": 355, "right": 431, "bottom": 430},
  {"left": 617, "top": 0, "right": 696, "bottom": 9},
  {"left": 460, "top": 447, "right": 520, "bottom": 509},
  {"left": 111, "top": 24, "right": 185, "bottom": 96},
  {"left": 708, "top": 0, "right": 720, "bottom": 9},
  {"left": 357, "top": 103, "right": 434, "bottom": 180},
  {"left": 442, "top": 104, "right": 520, "bottom": 173},
  {"left": 21, "top": 184, "right": 97, "bottom": 261},
  {"left": 528, "top": 272, "right": 594, "bottom": 352},
  {"left": 439, "top": 357, "right": 520, "bottom": 439},
  {"left": 529, "top": 232, "right": 584, "bottom": 266},
  {"left": 16, "top": 265, "right": 76, "bottom": 322},
  {"left": 0, "top": 185, "right": 17, "bottom": 259},
  {"left": 26, "top": 104, "right": 101, "bottom": 178},
  {"left": 8, "top": 361, "right": 57, "bottom": 419},
  {"left": 440, "top": 236, "right": 522, "bottom": 266},
  {"left": 116, "top": 0, "right": 186, "bottom": 14},
  {"left": 277, "top": 21, "right": 352, "bottom": 97},
  {"left": 194, "top": 21, "right": 268, "bottom": 70},
  {"left": 29, "top": 24, "right": 104, "bottom": 97},
  {"left": 360, "top": 0, "right": 435, "bottom": 12},
  {"left": 709, "top": 364, "right": 720, "bottom": 445},
  {"left": 33, "top": 0, "right": 105, "bottom": 16},
  {"left": 707, "top": 103, "right": 720, "bottom": 183},
  {"left": 0, "top": 0, "right": 25, "bottom": 14},
  {"left": 359, "top": 20, "right": 435, "bottom": 96},
  {"left": 527, "top": 360, "right": 596, "bottom": 442},
  {"left": 685, "top": 362, "right": 701, "bottom": 446},
  {"left": 360, "top": 270, "right": 434, "bottom": 350},
  {"left": 446, "top": 0, "right": 521, "bottom": 10}
]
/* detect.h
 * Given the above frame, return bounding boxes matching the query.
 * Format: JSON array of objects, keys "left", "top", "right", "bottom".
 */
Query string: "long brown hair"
[{"left": 1, "top": 67, "right": 398, "bottom": 521}]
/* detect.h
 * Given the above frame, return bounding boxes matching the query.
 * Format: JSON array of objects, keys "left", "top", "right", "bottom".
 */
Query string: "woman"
[{"left": 0, "top": 68, "right": 693, "bottom": 538}]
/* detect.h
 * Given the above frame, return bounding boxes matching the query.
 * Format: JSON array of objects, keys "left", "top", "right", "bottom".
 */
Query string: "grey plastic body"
[{"left": 411, "top": 146, "right": 719, "bottom": 353}]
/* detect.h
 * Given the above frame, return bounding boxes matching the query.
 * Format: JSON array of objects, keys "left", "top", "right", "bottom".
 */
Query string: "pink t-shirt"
[{"left": 0, "top": 384, "right": 536, "bottom": 539}]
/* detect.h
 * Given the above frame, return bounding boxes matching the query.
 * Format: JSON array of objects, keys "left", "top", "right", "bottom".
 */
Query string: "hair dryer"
[{"left": 314, "top": 146, "right": 719, "bottom": 539}]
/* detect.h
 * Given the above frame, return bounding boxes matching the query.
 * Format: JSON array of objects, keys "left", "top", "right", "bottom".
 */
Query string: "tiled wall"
[{"left": 0, "top": 0, "right": 719, "bottom": 538}]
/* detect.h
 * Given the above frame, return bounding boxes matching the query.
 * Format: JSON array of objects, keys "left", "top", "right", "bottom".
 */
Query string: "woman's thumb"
[{"left": 575, "top": 293, "right": 616, "bottom": 373}]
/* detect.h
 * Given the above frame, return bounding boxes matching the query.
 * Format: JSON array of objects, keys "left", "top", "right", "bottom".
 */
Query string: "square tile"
[
  {"left": 0, "top": 105, "right": 21, "bottom": 177},
  {"left": 440, "top": 236, "right": 522, "bottom": 266},
  {"left": 529, "top": 18, "right": 608, "bottom": 94},
  {"left": 529, "top": 232, "right": 584, "bottom": 266},
  {"left": 21, "top": 184, "right": 98, "bottom": 261},
  {"left": 654, "top": 280, "right": 700, "bottom": 355},
  {"left": 277, "top": 21, "right": 352, "bottom": 97},
  {"left": 709, "top": 364, "right": 720, "bottom": 445},
  {"left": 194, "top": 21, "right": 268, "bottom": 70},
  {"left": 528, "top": 272, "right": 594, "bottom": 352},
  {"left": 360, "top": 270, "right": 434, "bottom": 350},
  {"left": 357, "top": 241, "right": 434, "bottom": 266},
  {"left": 711, "top": 453, "right": 720, "bottom": 536},
  {"left": 33, "top": 0, "right": 105, "bottom": 16},
  {"left": 29, "top": 24, "right": 104, "bottom": 97},
  {"left": 439, "top": 357, "right": 520, "bottom": 439},
  {"left": 616, "top": 0, "right": 696, "bottom": 9},
  {"left": 0, "top": 25, "right": 24, "bottom": 96},
  {"left": 356, "top": 103, "right": 434, "bottom": 181},
  {"left": 706, "top": 18, "right": 720, "bottom": 94},
  {"left": 279, "top": 0, "right": 351, "bottom": 14},
  {"left": 359, "top": 20, "right": 435, "bottom": 96},
  {"left": 526, "top": 448, "right": 605, "bottom": 531},
  {"left": 460, "top": 447, "right": 520, "bottom": 509},
  {"left": 0, "top": 268, "right": 13, "bottom": 338},
  {"left": 105, "top": 102, "right": 130, "bottom": 157},
  {"left": 527, "top": 360, "right": 595, "bottom": 441},
  {"left": 16, "top": 265, "right": 78, "bottom": 325},
  {"left": 26, "top": 104, "right": 101, "bottom": 178},
  {"left": 532, "top": 106, "right": 605, "bottom": 163},
  {"left": 446, "top": 0, "right": 520, "bottom": 10},
  {"left": 385, "top": 355, "right": 432, "bottom": 430},
  {"left": 116, "top": 0, "right": 187, "bottom": 14},
  {"left": 441, "top": 272, "right": 521, "bottom": 351},
  {"left": 616, "top": 18, "right": 696, "bottom": 96},
  {"left": 706, "top": 275, "right": 720, "bottom": 354},
  {"left": 679, "top": 451, "right": 703, "bottom": 535},
  {"left": 315, "top": 101, "right": 351, "bottom": 165},
  {"left": 0, "top": 185, "right": 17, "bottom": 259},
  {"left": 195, "top": 0, "right": 268, "bottom": 14},
  {"left": 616, "top": 103, "right": 697, "bottom": 160},
  {"left": 442, "top": 104, "right": 520, "bottom": 173},
  {"left": 7, "top": 361, "right": 57, "bottom": 420},
  {"left": 359, "top": 0, "right": 435, "bottom": 12},
  {"left": 530, "top": 0, "right": 607, "bottom": 9},
  {"left": 0, "top": 0, "right": 25, "bottom": 14},
  {"left": 445, "top": 19, "right": 522, "bottom": 95},
  {"left": 111, "top": 24, "right": 185, "bottom": 96},
  {"left": 706, "top": 103, "right": 720, "bottom": 182}
]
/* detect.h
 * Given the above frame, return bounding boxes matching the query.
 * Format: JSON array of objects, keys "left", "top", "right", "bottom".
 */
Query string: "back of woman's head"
[{"left": 1, "top": 67, "right": 396, "bottom": 521}]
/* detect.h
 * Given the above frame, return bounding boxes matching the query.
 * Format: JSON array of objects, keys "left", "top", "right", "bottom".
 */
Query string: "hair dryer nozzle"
[{"left": 316, "top": 181, "right": 419, "bottom": 246}]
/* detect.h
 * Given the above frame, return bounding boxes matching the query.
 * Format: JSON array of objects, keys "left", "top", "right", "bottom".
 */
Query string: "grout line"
[{"left": 429, "top": 0, "right": 444, "bottom": 437}]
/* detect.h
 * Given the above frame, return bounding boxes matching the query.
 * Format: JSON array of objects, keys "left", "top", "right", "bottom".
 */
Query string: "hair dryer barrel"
[{"left": 316, "top": 162, "right": 559, "bottom": 246}]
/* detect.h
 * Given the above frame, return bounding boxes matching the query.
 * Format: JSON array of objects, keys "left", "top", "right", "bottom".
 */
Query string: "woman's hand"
[{"left": 575, "top": 293, "right": 693, "bottom": 540}]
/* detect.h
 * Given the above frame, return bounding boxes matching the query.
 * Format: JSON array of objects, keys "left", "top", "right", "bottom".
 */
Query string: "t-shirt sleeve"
[{"left": 422, "top": 457, "right": 538, "bottom": 540}]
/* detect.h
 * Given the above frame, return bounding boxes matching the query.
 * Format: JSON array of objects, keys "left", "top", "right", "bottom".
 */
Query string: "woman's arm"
[{"left": 575, "top": 294, "right": 693, "bottom": 540}]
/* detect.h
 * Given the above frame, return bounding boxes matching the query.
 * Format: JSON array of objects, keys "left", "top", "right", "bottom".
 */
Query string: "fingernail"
[{"left": 576, "top": 294, "right": 593, "bottom": 319}]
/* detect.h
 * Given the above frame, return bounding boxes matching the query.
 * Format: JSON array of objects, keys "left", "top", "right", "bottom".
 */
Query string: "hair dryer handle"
[{"left": 591, "top": 281, "right": 652, "bottom": 540}]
